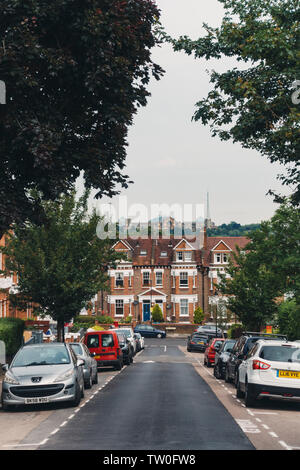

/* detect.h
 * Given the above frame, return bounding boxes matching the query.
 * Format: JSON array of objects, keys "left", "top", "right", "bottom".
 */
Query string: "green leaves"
[
  {"left": 165, "top": 0, "right": 300, "bottom": 204},
  {"left": 219, "top": 202, "right": 300, "bottom": 330},
  {"left": 0, "top": 191, "right": 121, "bottom": 327},
  {"left": 0, "top": 0, "right": 164, "bottom": 235}
]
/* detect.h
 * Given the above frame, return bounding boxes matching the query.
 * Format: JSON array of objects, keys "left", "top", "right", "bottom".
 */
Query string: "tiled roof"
[{"left": 115, "top": 236, "right": 249, "bottom": 267}]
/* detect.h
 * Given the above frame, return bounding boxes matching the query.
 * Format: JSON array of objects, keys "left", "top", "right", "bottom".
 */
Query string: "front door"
[{"left": 143, "top": 301, "right": 151, "bottom": 322}]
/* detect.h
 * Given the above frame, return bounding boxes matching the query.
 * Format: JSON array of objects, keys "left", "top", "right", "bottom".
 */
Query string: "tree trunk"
[{"left": 57, "top": 319, "right": 65, "bottom": 343}]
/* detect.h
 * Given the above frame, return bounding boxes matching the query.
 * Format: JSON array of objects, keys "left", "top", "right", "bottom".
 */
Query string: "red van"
[{"left": 84, "top": 330, "right": 123, "bottom": 371}]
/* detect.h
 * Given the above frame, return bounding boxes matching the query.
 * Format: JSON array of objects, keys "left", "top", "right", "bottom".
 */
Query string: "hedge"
[{"left": 0, "top": 318, "right": 25, "bottom": 359}]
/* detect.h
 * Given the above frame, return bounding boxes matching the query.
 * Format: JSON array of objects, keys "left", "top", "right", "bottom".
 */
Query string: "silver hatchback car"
[{"left": 1, "top": 343, "right": 85, "bottom": 411}]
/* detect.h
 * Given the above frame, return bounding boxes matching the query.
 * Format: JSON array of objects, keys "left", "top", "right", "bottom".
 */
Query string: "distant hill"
[{"left": 207, "top": 222, "right": 260, "bottom": 237}]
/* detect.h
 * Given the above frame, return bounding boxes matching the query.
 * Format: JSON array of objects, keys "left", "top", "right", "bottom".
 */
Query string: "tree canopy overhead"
[
  {"left": 164, "top": 0, "right": 300, "bottom": 204},
  {"left": 0, "top": 0, "right": 164, "bottom": 236}
]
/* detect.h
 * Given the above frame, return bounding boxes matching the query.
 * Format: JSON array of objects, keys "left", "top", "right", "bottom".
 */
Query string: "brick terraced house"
[{"left": 99, "top": 233, "right": 249, "bottom": 324}]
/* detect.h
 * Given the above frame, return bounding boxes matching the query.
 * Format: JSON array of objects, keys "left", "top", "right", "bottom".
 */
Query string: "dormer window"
[{"left": 214, "top": 253, "right": 229, "bottom": 264}]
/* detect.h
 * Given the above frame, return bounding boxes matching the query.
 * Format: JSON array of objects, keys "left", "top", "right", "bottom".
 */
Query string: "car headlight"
[
  {"left": 53, "top": 368, "right": 74, "bottom": 383},
  {"left": 4, "top": 371, "right": 20, "bottom": 385}
]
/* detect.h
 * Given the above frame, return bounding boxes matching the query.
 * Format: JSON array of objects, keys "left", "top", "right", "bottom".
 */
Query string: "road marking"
[
  {"left": 262, "top": 424, "right": 270, "bottom": 430},
  {"left": 253, "top": 412, "right": 278, "bottom": 415},
  {"left": 236, "top": 419, "right": 261, "bottom": 434},
  {"left": 164, "top": 346, "right": 167, "bottom": 353},
  {"left": 279, "top": 441, "right": 292, "bottom": 450},
  {"left": 269, "top": 432, "right": 278, "bottom": 438}
]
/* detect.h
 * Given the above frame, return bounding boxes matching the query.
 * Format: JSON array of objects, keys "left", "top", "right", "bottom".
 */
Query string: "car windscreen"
[
  {"left": 223, "top": 341, "right": 236, "bottom": 352},
  {"left": 192, "top": 335, "right": 208, "bottom": 341},
  {"left": 118, "top": 330, "right": 131, "bottom": 338},
  {"left": 70, "top": 344, "right": 84, "bottom": 356},
  {"left": 259, "top": 345, "right": 300, "bottom": 363},
  {"left": 12, "top": 346, "right": 70, "bottom": 367}
]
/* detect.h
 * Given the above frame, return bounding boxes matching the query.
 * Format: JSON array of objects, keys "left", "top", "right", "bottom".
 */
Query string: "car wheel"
[
  {"left": 70, "top": 382, "right": 81, "bottom": 407},
  {"left": 85, "top": 372, "right": 93, "bottom": 389},
  {"left": 225, "top": 367, "right": 232, "bottom": 383},
  {"left": 236, "top": 377, "right": 245, "bottom": 398},
  {"left": 1, "top": 396, "right": 11, "bottom": 411},
  {"left": 245, "top": 381, "right": 256, "bottom": 408},
  {"left": 187, "top": 348, "right": 191, "bottom": 352},
  {"left": 115, "top": 361, "right": 122, "bottom": 371},
  {"left": 81, "top": 383, "right": 85, "bottom": 398},
  {"left": 214, "top": 365, "right": 220, "bottom": 379},
  {"left": 92, "top": 370, "right": 98, "bottom": 385}
]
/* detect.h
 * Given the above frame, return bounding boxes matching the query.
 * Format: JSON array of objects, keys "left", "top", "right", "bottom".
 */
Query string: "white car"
[
  {"left": 236, "top": 339, "right": 300, "bottom": 407},
  {"left": 112, "top": 328, "right": 136, "bottom": 355}
]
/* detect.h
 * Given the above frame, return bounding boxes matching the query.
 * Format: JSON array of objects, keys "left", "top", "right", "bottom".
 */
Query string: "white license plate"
[{"left": 25, "top": 397, "right": 50, "bottom": 404}]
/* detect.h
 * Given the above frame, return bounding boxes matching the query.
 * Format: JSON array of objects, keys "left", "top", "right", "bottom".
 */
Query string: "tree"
[
  {"left": 219, "top": 201, "right": 300, "bottom": 330},
  {"left": 0, "top": 191, "right": 121, "bottom": 341},
  {"left": 164, "top": 0, "right": 300, "bottom": 204},
  {"left": 277, "top": 299, "right": 300, "bottom": 341},
  {"left": 193, "top": 306, "right": 205, "bottom": 324},
  {"left": 151, "top": 304, "right": 164, "bottom": 323},
  {"left": 0, "top": 0, "right": 164, "bottom": 236}
]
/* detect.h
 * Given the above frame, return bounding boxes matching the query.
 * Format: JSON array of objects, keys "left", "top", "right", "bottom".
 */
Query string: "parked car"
[
  {"left": 111, "top": 327, "right": 137, "bottom": 355},
  {"left": 213, "top": 339, "right": 236, "bottom": 379},
  {"left": 69, "top": 342, "right": 98, "bottom": 389},
  {"left": 204, "top": 338, "right": 225, "bottom": 367},
  {"left": 134, "top": 332, "right": 145, "bottom": 352},
  {"left": 84, "top": 330, "right": 123, "bottom": 371},
  {"left": 187, "top": 333, "right": 210, "bottom": 353},
  {"left": 195, "top": 324, "right": 223, "bottom": 338},
  {"left": 225, "top": 332, "right": 288, "bottom": 386},
  {"left": 115, "top": 331, "right": 134, "bottom": 365},
  {"left": 236, "top": 339, "right": 300, "bottom": 407},
  {"left": 1, "top": 343, "right": 85, "bottom": 411},
  {"left": 134, "top": 324, "right": 166, "bottom": 339}
]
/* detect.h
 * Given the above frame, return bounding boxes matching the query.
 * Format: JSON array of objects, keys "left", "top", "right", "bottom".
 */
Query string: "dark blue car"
[{"left": 134, "top": 324, "right": 166, "bottom": 338}]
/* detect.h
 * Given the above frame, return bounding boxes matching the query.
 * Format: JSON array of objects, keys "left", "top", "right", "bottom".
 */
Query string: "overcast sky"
[{"left": 85, "top": 0, "right": 287, "bottom": 226}]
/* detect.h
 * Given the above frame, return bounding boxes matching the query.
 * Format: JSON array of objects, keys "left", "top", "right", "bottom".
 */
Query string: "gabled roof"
[
  {"left": 138, "top": 288, "right": 166, "bottom": 297},
  {"left": 173, "top": 238, "right": 196, "bottom": 251},
  {"left": 112, "top": 240, "right": 133, "bottom": 251},
  {"left": 211, "top": 240, "right": 232, "bottom": 252}
]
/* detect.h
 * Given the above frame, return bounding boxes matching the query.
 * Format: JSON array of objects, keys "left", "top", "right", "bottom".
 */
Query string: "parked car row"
[
  {"left": 188, "top": 330, "right": 300, "bottom": 408},
  {"left": 1, "top": 322, "right": 162, "bottom": 411}
]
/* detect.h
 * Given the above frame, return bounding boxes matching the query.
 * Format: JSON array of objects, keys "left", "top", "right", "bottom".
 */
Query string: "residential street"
[{"left": 2, "top": 337, "right": 300, "bottom": 451}]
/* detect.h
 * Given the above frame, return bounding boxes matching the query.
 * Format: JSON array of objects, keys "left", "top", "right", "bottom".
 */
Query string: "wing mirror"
[{"left": 77, "top": 359, "right": 85, "bottom": 367}]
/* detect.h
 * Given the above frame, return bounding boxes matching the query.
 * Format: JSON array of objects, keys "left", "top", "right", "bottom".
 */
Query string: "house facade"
[{"left": 99, "top": 234, "right": 249, "bottom": 324}]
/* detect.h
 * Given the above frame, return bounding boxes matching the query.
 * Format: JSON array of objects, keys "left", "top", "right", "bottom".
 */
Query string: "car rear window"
[
  {"left": 259, "top": 346, "right": 300, "bottom": 363},
  {"left": 86, "top": 335, "right": 100, "bottom": 348},
  {"left": 101, "top": 334, "right": 114, "bottom": 347}
]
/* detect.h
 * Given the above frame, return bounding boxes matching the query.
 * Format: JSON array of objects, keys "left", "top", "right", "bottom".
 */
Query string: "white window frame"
[
  {"left": 115, "top": 299, "right": 124, "bottom": 317},
  {"left": 185, "top": 251, "right": 192, "bottom": 262},
  {"left": 179, "top": 272, "right": 189, "bottom": 288},
  {"left": 180, "top": 299, "right": 189, "bottom": 317},
  {"left": 143, "top": 271, "right": 150, "bottom": 286},
  {"left": 177, "top": 251, "right": 183, "bottom": 262},
  {"left": 155, "top": 271, "right": 163, "bottom": 286},
  {"left": 115, "top": 272, "right": 124, "bottom": 288}
]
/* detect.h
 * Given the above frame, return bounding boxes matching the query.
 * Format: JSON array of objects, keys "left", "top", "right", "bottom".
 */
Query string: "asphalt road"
[{"left": 37, "top": 338, "right": 254, "bottom": 450}]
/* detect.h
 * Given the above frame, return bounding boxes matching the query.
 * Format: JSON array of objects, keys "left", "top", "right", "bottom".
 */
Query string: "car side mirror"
[
  {"left": 77, "top": 359, "right": 85, "bottom": 367},
  {"left": 2, "top": 364, "right": 8, "bottom": 372}
]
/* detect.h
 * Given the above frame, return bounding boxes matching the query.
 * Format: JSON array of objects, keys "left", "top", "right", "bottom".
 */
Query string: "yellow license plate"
[
  {"left": 198, "top": 342, "right": 204, "bottom": 344},
  {"left": 95, "top": 355, "right": 101, "bottom": 360},
  {"left": 277, "top": 370, "right": 300, "bottom": 379}
]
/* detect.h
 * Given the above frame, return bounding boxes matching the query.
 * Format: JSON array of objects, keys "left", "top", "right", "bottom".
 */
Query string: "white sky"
[{"left": 84, "top": 0, "right": 288, "bottom": 226}]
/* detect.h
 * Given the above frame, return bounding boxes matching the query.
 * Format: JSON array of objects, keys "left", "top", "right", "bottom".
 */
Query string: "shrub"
[
  {"left": 0, "top": 318, "right": 25, "bottom": 359},
  {"left": 151, "top": 304, "right": 163, "bottom": 323},
  {"left": 227, "top": 324, "right": 243, "bottom": 339},
  {"left": 193, "top": 307, "right": 205, "bottom": 325}
]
